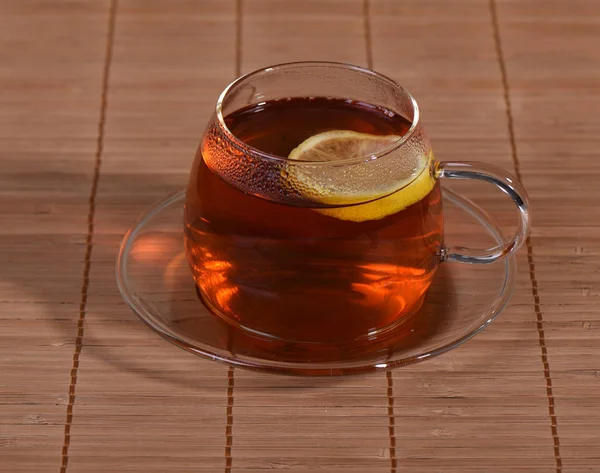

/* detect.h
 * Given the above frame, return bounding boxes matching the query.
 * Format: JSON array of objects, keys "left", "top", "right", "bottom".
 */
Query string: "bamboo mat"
[{"left": 1, "top": 0, "right": 599, "bottom": 471}]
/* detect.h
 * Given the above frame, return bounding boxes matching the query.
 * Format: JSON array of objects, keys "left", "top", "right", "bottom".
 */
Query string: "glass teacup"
[{"left": 184, "top": 62, "right": 529, "bottom": 345}]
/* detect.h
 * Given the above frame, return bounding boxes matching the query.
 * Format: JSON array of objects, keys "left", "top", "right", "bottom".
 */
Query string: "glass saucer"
[{"left": 116, "top": 188, "right": 516, "bottom": 376}]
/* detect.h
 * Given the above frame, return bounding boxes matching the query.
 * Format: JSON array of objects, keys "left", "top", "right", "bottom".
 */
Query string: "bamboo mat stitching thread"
[
  {"left": 224, "top": 2, "right": 243, "bottom": 472},
  {"left": 59, "top": 0, "right": 118, "bottom": 471},
  {"left": 224, "top": 366, "right": 235, "bottom": 473},
  {"left": 386, "top": 371, "right": 399, "bottom": 473},
  {"left": 489, "top": 1, "right": 562, "bottom": 470},
  {"left": 363, "top": 1, "right": 398, "bottom": 471},
  {"left": 235, "top": 0, "right": 243, "bottom": 80}
]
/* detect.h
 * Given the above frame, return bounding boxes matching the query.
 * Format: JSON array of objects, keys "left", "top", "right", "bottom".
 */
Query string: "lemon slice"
[
  {"left": 288, "top": 130, "right": 401, "bottom": 163},
  {"left": 285, "top": 130, "right": 435, "bottom": 222}
]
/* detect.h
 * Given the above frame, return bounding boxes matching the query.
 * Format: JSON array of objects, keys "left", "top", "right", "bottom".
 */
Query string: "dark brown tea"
[{"left": 185, "top": 97, "right": 443, "bottom": 344}]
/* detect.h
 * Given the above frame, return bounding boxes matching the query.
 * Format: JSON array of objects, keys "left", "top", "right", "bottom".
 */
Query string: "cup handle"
[{"left": 437, "top": 161, "right": 530, "bottom": 264}]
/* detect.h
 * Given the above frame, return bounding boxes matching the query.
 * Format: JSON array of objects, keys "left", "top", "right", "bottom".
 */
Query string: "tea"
[{"left": 185, "top": 97, "right": 443, "bottom": 343}]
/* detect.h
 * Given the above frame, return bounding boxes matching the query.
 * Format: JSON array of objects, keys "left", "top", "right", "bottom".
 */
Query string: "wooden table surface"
[{"left": 2, "top": 0, "right": 599, "bottom": 472}]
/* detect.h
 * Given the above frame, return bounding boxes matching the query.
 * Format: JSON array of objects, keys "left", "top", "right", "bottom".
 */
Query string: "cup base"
[{"left": 195, "top": 282, "right": 427, "bottom": 347}]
